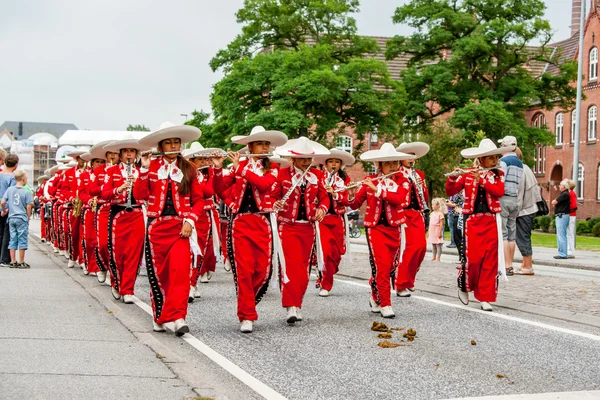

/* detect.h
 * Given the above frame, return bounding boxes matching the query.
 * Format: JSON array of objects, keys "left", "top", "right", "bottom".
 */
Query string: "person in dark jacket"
[{"left": 551, "top": 180, "right": 571, "bottom": 259}]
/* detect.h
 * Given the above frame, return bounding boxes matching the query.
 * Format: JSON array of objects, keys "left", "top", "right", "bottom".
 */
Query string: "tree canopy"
[{"left": 126, "top": 124, "right": 150, "bottom": 132}]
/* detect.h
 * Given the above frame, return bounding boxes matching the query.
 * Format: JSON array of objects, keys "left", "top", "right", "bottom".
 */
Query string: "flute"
[
  {"left": 276, "top": 165, "right": 313, "bottom": 208},
  {"left": 334, "top": 170, "right": 403, "bottom": 192},
  {"left": 141, "top": 151, "right": 181, "bottom": 156},
  {"left": 444, "top": 167, "right": 497, "bottom": 177}
]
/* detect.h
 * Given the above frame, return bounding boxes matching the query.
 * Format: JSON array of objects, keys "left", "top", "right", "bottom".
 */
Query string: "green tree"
[
  {"left": 386, "top": 0, "right": 578, "bottom": 163},
  {"left": 209, "top": 0, "right": 407, "bottom": 158},
  {"left": 184, "top": 110, "right": 231, "bottom": 150},
  {"left": 126, "top": 124, "right": 150, "bottom": 132}
]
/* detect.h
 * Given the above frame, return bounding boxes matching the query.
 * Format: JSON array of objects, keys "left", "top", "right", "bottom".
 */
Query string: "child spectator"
[
  {"left": 428, "top": 198, "right": 447, "bottom": 262},
  {"left": 0, "top": 153, "right": 18, "bottom": 267},
  {"left": 1, "top": 170, "right": 33, "bottom": 268}
]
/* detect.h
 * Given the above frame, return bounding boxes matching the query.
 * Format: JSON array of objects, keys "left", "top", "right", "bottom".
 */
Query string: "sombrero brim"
[
  {"left": 275, "top": 138, "right": 331, "bottom": 159},
  {"left": 58, "top": 164, "right": 72, "bottom": 171},
  {"left": 231, "top": 131, "right": 288, "bottom": 147},
  {"left": 66, "top": 151, "right": 87, "bottom": 159},
  {"left": 313, "top": 150, "right": 355, "bottom": 166},
  {"left": 269, "top": 156, "right": 290, "bottom": 168},
  {"left": 138, "top": 126, "right": 201, "bottom": 147},
  {"left": 37, "top": 175, "right": 49, "bottom": 182},
  {"left": 81, "top": 149, "right": 106, "bottom": 162},
  {"left": 103, "top": 139, "right": 151, "bottom": 153},
  {"left": 55, "top": 156, "right": 73, "bottom": 164},
  {"left": 461, "top": 145, "right": 515, "bottom": 159},
  {"left": 395, "top": 142, "right": 430, "bottom": 159},
  {"left": 360, "top": 151, "right": 416, "bottom": 162}
]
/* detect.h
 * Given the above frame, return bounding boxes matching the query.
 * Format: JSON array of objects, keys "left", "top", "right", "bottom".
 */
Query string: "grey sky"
[{"left": 0, "top": 0, "right": 573, "bottom": 132}]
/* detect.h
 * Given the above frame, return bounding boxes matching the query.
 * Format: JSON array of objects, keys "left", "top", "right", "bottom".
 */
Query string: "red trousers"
[
  {"left": 108, "top": 207, "right": 144, "bottom": 296},
  {"left": 96, "top": 204, "right": 110, "bottom": 273},
  {"left": 220, "top": 220, "right": 229, "bottom": 264},
  {"left": 40, "top": 206, "right": 46, "bottom": 240},
  {"left": 60, "top": 207, "right": 69, "bottom": 252},
  {"left": 200, "top": 211, "right": 219, "bottom": 275},
  {"left": 229, "top": 213, "right": 273, "bottom": 321},
  {"left": 464, "top": 213, "right": 498, "bottom": 302},
  {"left": 70, "top": 212, "right": 83, "bottom": 263},
  {"left": 190, "top": 210, "right": 218, "bottom": 286},
  {"left": 280, "top": 222, "right": 315, "bottom": 308},
  {"left": 366, "top": 224, "right": 400, "bottom": 308},
  {"left": 82, "top": 208, "right": 99, "bottom": 273},
  {"left": 146, "top": 216, "right": 192, "bottom": 324},
  {"left": 395, "top": 209, "right": 426, "bottom": 291},
  {"left": 318, "top": 214, "right": 346, "bottom": 291},
  {"left": 52, "top": 202, "right": 60, "bottom": 248}
]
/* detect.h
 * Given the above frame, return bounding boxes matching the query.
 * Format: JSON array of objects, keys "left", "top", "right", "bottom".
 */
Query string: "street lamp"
[{"left": 180, "top": 113, "right": 188, "bottom": 122}]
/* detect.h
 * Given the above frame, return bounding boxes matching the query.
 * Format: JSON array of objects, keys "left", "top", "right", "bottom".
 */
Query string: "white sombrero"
[
  {"left": 103, "top": 139, "right": 151, "bottom": 153},
  {"left": 58, "top": 163, "right": 72, "bottom": 171},
  {"left": 360, "top": 143, "right": 417, "bottom": 162},
  {"left": 395, "top": 141, "right": 430, "bottom": 159},
  {"left": 138, "top": 122, "right": 201, "bottom": 147},
  {"left": 313, "top": 148, "right": 355, "bottom": 166},
  {"left": 55, "top": 155, "right": 73, "bottom": 164},
  {"left": 66, "top": 150, "right": 87, "bottom": 159},
  {"left": 182, "top": 141, "right": 222, "bottom": 159},
  {"left": 46, "top": 165, "right": 60, "bottom": 175},
  {"left": 275, "top": 137, "right": 330, "bottom": 158},
  {"left": 231, "top": 126, "right": 288, "bottom": 147},
  {"left": 83, "top": 140, "right": 115, "bottom": 161},
  {"left": 37, "top": 175, "right": 49, "bottom": 182},
  {"left": 461, "top": 138, "right": 516, "bottom": 159},
  {"left": 269, "top": 152, "right": 291, "bottom": 168}
]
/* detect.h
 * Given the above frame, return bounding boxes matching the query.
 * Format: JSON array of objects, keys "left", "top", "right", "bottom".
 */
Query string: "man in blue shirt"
[{"left": 1, "top": 170, "right": 33, "bottom": 268}]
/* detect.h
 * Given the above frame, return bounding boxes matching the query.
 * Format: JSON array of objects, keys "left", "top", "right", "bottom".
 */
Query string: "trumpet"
[
  {"left": 444, "top": 167, "right": 497, "bottom": 177},
  {"left": 334, "top": 170, "right": 403, "bottom": 192}
]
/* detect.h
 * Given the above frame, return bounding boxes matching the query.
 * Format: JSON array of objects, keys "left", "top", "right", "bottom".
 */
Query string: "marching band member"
[
  {"left": 78, "top": 148, "right": 107, "bottom": 276},
  {"left": 101, "top": 139, "right": 149, "bottom": 304},
  {"left": 212, "top": 126, "right": 287, "bottom": 333},
  {"left": 36, "top": 175, "right": 49, "bottom": 243},
  {"left": 348, "top": 144, "right": 415, "bottom": 319},
  {"left": 273, "top": 137, "right": 330, "bottom": 324},
  {"left": 313, "top": 148, "right": 355, "bottom": 297},
  {"left": 57, "top": 160, "right": 76, "bottom": 259},
  {"left": 134, "top": 122, "right": 203, "bottom": 336},
  {"left": 445, "top": 139, "right": 511, "bottom": 312},
  {"left": 44, "top": 165, "right": 61, "bottom": 252},
  {"left": 394, "top": 142, "right": 430, "bottom": 297},
  {"left": 62, "top": 152, "right": 87, "bottom": 268}
]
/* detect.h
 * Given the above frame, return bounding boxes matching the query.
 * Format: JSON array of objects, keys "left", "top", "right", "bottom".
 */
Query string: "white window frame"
[
  {"left": 590, "top": 47, "right": 599, "bottom": 81},
  {"left": 555, "top": 112, "right": 564, "bottom": 145},
  {"left": 577, "top": 163, "right": 584, "bottom": 200},
  {"left": 532, "top": 113, "right": 546, "bottom": 174},
  {"left": 588, "top": 106, "right": 597, "bottom": 141},
  {"left": 335, "top": 135, "right": 352, "bottom": 153},
  {"left": 571, "top": 110, "right": 577, "bottom": 143},
  {"left": 597, "top": 165, "right": 600, "bottom": 200}
]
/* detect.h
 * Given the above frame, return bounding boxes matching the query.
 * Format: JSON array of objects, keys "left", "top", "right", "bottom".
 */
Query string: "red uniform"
[
  {"left": 91, "top": 165, "right": 110, "bottom": 275},
  {"left": 446, "top": 170, "right": 504, "bottom": 302},
  {"left": 45, "top": 174, "right": 61, "bottom": 250},
  {"left": 394, "top": 167, "right": 428, "bottom": 292},
  {"left": 349, "top": 174, "right": 408, "bottom": 308},
  {"left": 274, "top": 166, "right": 330, "bottom": 309},
  {"left": 78, "top": 168, "right": 100, "bottom": 274},
  {"left": 213, "top": 160, "right": 278, "bottom": 322},
  {"left": 101, "top": 163, "right": 145, "bottom": 296},
  {"left": 37, "top": 183, "right": 47, "bottom": 241},
  {"left": 61, "top": 166, "right": 85, "bottom": 264},
  {"left": 133, "top": 157, "right": 204, "bottom": 325}
]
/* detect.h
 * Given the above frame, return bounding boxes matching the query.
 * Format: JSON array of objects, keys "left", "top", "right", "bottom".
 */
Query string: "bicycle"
[{"left": 347, "top": 210, "right": 361, "bottom": 238}]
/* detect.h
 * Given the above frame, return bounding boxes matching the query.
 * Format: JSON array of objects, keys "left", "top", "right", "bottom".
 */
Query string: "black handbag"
[{"left": 536, "top": 198, "right": 549, "bottom": 216}]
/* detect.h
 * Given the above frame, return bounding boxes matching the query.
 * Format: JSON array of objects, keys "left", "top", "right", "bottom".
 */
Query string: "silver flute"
[
  {"left": 125, "top": 161, "right": 134, "bottom": 212},
  {"left": 444, "top": 167, "right": 497, "bottom": 177}
]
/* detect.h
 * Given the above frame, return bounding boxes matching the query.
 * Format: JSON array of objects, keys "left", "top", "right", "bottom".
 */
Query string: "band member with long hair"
[
  {"left": 313, "top": 148, "right": 355, "bottom": 297},
  {"left": 446, "top": 139, "right": 511, "bottom": 312},
  {"left": 394, "top": 142, "right": 430, "bottom": 297},
  {"left": 63, "top": 152, "right": 87, "bottom": 268},
  {"left": 273, "top": 137, "right": 330, "bottom": 324},
  {"left": 101, "top": 139, "right": 149, "bottom": 304},
  {"left": 212, "top": 126, "right": 287, "bottom": 333},
  {"left": 348, "top": 144, "right": 415, "bottom": 318},
  {"left": 134, "top": 122, "right": 203, "bottom": 336}
]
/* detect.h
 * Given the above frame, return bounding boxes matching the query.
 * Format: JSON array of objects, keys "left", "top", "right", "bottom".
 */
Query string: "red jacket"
[
  {"left": 60, "top": 167, "right": 87, "bottom": 203},
  {"left": 213, "top": 159, "right": 279, "bottom": 213},
  {"left": 324, "top": 171, "right": 351, "bottom": 215},
  {"left": 133, "top": 158, "right": 204, "bottom": 223},
  {"left": 445, "top": 170, "right": 505, "bottom": 214},
  {"left": 569, "top": 189, "right": 577, "bottom": 217},
  {"left": 273, "top": 166, "right": 330, "bottom": 223},
  {"left": 197, "top": 168, "right": 217, "bottom": 211},
  {"left": 87, "top": 164, "right": 108, "bottom": 205},
  {"left": 398, "top": 167, "right": 429, "bottom": 210},
  {"left": 101, "top": 163, "right": 142, "bottom": 206},
  {"left": 45, "top": 174, "right": 61, "bottom": 200},
  {"left": 348, "top": 173, "right": 408, "bottom": 227}
]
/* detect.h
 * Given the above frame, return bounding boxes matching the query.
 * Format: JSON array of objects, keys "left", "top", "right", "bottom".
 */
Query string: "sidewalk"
[
  {"left": 0, "top": 238, "right": 197, "bottom": 399},
  {"left": 350, "top": 236, "right": 600, "bottom": 271}
]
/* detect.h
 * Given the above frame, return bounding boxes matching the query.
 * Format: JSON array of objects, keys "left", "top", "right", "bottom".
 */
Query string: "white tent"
[{"left": 58, "top": 130, "right": 147, "bottom": 146}]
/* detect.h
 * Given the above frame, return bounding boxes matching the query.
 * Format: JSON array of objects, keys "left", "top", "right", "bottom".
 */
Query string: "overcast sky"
[{"left": 0, "top": 0, "right": 573, "bottom": 132}]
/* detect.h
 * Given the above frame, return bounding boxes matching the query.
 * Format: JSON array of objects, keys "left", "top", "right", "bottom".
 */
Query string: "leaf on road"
[
  {"left": 403, "top": 328, "right": 417, "bottom": 342},
  {"left": 496, "top": 374, "right": 506, "bottom": 379},
  {"left": 377, "top": 340, "right": 406, "bottom": 348},
  {"left": 371, "top": 322, "right": 389, "bottom": 332},
  {"left": 471, "top": 340, "right": 477, "bottom": 345},
  {"left": 377, "top": 332, "right": 392, "bottom": 339}
]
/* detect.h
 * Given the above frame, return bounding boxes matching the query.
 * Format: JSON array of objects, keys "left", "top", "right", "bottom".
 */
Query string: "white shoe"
[
  {"left": 296, "top": 308, "right": 303, "bottom": 321},
  {"left": 53, "top": 247, "right": 59, "bottom": 253},
  {"left": 173, "top": 319, "right": 189, "bottom": 336},
  {"left": 408, "top": 287, "right": 416, "bottom": 292},
  {"left": 207, "top": 271, "right": 213, "bottom": 281},
  {"left": 104, "top": 276, "right": 112, "bottom": 286},
  {"left": 64, "top": 252, "right": 70, "bottom": 260},
  {"left": 199, "top": 273, "right": 209, "bottom": 283},
  {"left": 67, "top": 260, "right": 75, "bottom": 268},
  {"left": 96, "top": 271, "right": 107, "bottom": 283},
  {"left": 380, "top": 306, "right": 396, "bottom": 319},
  {"left": 111, "top": 287, "right": 121, "bottom": 300},
  {"left": 319, "top": 289, "right": 330, "bottom": 297},
  {"left": 153, "top": 321, "right": 165, "bottom": 332},
  {"left": 41, "top": 239, "right": 46, "bottom": 243},
  {"left": 123, "top": 295, "right": 134, "bottom": 304},
  {"left": 369, "top": 297, "right": 381, "bottom": 313},
  {"left": 396, "top": 289, "right": 411, "bottom": 297},
  {"left": 480, "top": 302, "right": 493, "bottom": 312},
  {"left": 224, "top": 260, "right": 231, "bottom": 272},
  {"left": 89, "top": 272, "right": 97, "bottom": 277},
  {"left": 82, "top": 264, "right": 89, "bottom": 275},
  {"left": 58, "top": 250, "right": 64, "bottom": 256},
  {"left": 188, "top": 287, "right": 195, "bottom": 303},
  {"left": 240, "top": 320, "right": 254, "bottom": 333},
  {"left": 286, "top": 307, "right": 298, "bottom": 324},
  {"left": 193, "top": 286, "right": 201, "bottom": 298},
  {"left": 458, "top": 289, "right": 469, "bottom": 305}
]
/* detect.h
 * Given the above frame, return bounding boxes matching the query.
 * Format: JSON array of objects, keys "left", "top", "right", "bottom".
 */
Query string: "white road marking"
[
  {"left": 131, "top": 297, "right": 287, "bottom": 400},
  {"left": 444, "top": 390, "right": 600, "bottom": 399},
  {"left": 336, "top": 278, "right": 600, "bottom": 342}
]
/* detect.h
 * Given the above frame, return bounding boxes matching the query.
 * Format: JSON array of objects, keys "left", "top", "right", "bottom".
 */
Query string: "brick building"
[{"left": 525, "top": 0, "right": 600, "bottom": 219}]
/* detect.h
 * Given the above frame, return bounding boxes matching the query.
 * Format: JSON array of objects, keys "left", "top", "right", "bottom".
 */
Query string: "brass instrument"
[
  {"left": 444, "top": 167, "right": 497, "bottom": 177},
  {"left": 72, "top": 188, "right": 83, "bottom": 217},
  {"left": 90, "top": 196, "right": 98, "bottom": 212},
  {"left": 334, "top": 170, "right": 403, "bottom": 193},
  {"left": 125, "top": 161, "right": 134, "bottom": 212}
]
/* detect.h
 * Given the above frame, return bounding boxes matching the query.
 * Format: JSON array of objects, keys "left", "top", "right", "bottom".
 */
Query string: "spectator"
[
  {"left": 498, "top": 135, "right": 523, "bottom": 276},
  {"left": 514, "top": 148, "right": 540, "bottom": 275},
  {"left": 445, "top": 196, "right": 457, "bottom": 248},
  {"left": 1, "top": 170, "right": 33, "bottom": 268},
  {"left": 428, "top": 198, "right": 447, "bottom": 262},
  {"left": 567, "top": 180, "right": 577, "bottom": 258},
  {"left": 0, "top": 148, "right": 6, "bottom": 171},
  {"left": 0, "top": 154, "right": 18, "bottom": 267},
  {"left": 551, "top": 180, "right": 571, "bottom": 259}
]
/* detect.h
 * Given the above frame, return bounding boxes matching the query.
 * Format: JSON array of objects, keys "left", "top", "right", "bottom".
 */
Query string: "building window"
[
  {"left": 597, "top": 165, "right": 600, "bottom": 200},
  {"left": 555, "top": 112, "right": 564, "bottom": 145},
  {"left": 571, "top": 110, "right": 577, "bottom": 143},
  {"left": 370, "top": 127, "right": 378, "bottom": 144},
  {"left": 533, "top": 145, "right": 546, "bottom": 174},
  {"left": 590, "top": 47, "right": 599, "bottom": 80},
  {"left": 589, "top": 106, "right": 597, "bottom": 141},
  {"left": 533, "top": 113, "right": 546, "bottom": 129},
  {"left": 577, "top": 163, "right": 584, "bottom": 200},
  {"left": 336, "top": 135, "right": 352, "bottom": 153}
]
